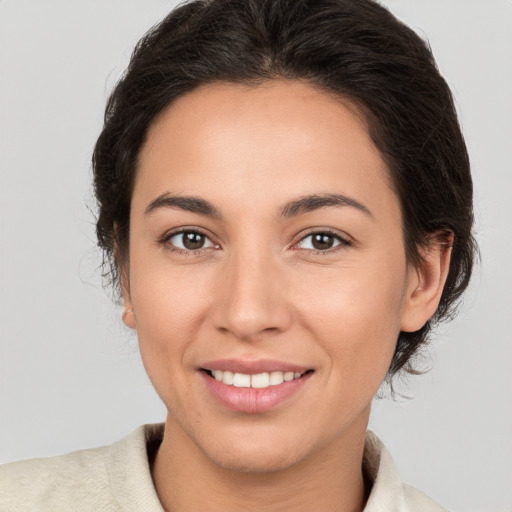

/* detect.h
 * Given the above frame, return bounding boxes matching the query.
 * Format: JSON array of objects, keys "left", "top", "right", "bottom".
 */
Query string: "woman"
[{"left": 1, "top": 0, "right": 476, "bottom": 510}]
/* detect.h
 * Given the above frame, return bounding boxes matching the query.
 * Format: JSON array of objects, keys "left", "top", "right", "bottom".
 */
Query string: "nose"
[{"left": 211, "top": 249, "right": 292, "bottom": 341}]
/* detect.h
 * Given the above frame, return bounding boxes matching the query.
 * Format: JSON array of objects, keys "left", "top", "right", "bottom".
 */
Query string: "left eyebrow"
[
  {"left": 145, "top": 193, "right": 223, "bottom": 219},
  {"left": 279, "top": 193, "right": 373, "bottom": 219}
]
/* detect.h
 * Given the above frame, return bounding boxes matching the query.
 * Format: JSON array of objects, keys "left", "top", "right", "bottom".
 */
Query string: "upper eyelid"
[
  {"left": 161, "top": 226, "right": 213, "bottom": 242},
  {"left": 159, "top": 229, "right": 204, "bottom": 248},
  {"left": 294, "top": 228, "right": 351, "bottom": 245},
  {"left": 161, "top": 229, "right": 218, "bottom": 255},
  {"left": 291, "top": 233, "right": 352, "bottom": 260}
]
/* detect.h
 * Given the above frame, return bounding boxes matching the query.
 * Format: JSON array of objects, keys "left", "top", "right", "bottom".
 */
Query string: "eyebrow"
[
  {"left": 145, "top": 193, "right": 223, "bottom": 219},
  {"left": 145, "top": 192, "right": 372, "bottom": 220},
  {"left": 279, "top": 193, "right": 372, "bottom": 219}
]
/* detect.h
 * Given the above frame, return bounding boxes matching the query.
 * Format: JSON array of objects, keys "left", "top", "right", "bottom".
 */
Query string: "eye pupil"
[
  {"left": 312, "top": 233, "right": 334, "bottom": 250},
  {"left": 183, "top": 232, "right": 205, "bottom": 250}
]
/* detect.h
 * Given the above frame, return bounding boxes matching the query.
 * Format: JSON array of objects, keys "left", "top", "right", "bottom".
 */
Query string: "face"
[{"left": 123, "top": 80, "right": 422, "bottom": 472}]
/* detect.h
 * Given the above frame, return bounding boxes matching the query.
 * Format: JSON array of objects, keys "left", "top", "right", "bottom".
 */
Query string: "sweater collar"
[{"left": 106, "top": 424, "right": 407, "bottom": 511}]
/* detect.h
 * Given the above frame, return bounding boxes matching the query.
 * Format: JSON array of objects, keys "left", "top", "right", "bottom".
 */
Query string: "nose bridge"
[{"left": 213, "top": 241, "right": 290, "bottom": 339}]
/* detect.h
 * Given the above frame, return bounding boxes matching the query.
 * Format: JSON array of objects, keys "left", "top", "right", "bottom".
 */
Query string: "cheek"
[
  {"left": 293, "top": 255, "right": 406, "bottom": 386},
  {"left": 128, "top": 257, "right": 213, "bottom": 382}
]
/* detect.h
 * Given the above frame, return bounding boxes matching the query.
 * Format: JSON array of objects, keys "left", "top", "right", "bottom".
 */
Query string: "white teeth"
[
  {"left": 283, "top": 372, "right": 294, "bottom": 382},
  {"left": 232, "top": 373, "right": 251, "bottom": 388},
  {"left": 269, "top": 371, "right": 284, "bottom": 385},
  {"left": 222, "top": 370, "right": 234, "bottom": 385},
  {"left": 251, "top": 373, "right": 270, "bottom": 388},
  {"left": 208, "top": 369, "right": 306, "bottom": 389}
]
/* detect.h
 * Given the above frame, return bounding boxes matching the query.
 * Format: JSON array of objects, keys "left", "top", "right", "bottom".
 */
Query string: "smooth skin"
[{"left": 121, "top": 80, "right": 451, "bottom": 512}]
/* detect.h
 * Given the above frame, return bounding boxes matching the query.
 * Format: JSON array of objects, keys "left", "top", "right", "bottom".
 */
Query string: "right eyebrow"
[
  {"left": 145, "top": 193, "right": 223, "bottom": 220},
  {"left": 279, "top": 193, "right": 373, "bottom": 219}
]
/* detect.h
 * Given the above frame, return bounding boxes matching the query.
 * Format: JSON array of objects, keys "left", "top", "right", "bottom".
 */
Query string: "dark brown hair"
[{"left": 93, "top": 0, "right": 476, "bottom": 377}]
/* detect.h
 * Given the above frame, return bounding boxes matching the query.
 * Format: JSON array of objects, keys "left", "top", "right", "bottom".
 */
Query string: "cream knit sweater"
[{"left": 0, "top": 424, "right": 447, "bottom": 511}]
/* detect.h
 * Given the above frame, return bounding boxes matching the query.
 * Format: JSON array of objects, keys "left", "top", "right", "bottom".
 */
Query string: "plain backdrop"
[{"left": 1, "top": 1, "right": 511, "bottom": 511}]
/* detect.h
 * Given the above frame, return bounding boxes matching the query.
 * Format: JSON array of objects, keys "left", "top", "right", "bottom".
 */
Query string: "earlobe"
[
  {"left": 119, "top": 264, "right": 136, "bottom": 329},
  {"left": 122, "top": 305, "right": 136, "bottom": 329},
  {"left": 114, "top": 232, "right": 136, "bottom": 330},
  {"left": 400, "top": 231, "right": 453, "bottom": 333}
]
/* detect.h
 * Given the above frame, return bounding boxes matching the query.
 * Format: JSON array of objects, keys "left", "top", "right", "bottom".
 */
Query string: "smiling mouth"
[{"left": 201, "top": 369, "right": 314, "bottom": 389}]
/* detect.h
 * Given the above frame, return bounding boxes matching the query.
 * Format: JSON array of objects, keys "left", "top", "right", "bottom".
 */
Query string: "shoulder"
[
  {"left": 363, "top": 431, "right": 448, "bottom": 512},
  {"left": 0, "top": 424, "right": 165, "bottom": 512},
  {"left": 403, "top": 484, "right": 449, "bottom": 511},
  {"left": 0, "top": 443, "right": 114, "bottom": 511}
]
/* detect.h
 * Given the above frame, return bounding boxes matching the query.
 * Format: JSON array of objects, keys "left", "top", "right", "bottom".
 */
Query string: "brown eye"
[
  {"left": 167, "top": 230, "right": 215, "bottom": 251},
  {"left": 312, "top": 233, "right": 335, "bottom": 250},
  {"left": 183, "top": 232, "right": 205, "bottom": 250},
  {"left": 297, "top": 232, "right": 347, "bottom": 252}
]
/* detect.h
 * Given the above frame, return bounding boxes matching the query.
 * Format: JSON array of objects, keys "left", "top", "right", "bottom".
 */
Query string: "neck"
[{"left": 152, "top": 412, "right": 371, "bottom": 512}]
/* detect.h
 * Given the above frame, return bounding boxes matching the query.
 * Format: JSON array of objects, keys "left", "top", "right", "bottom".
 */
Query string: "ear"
[
  {"left": 120, "top": 265, "right": 136, "bottom": 329},
  {"left": 115, "top": 238, "right": 136, "bottom": 330},
  {"left": 400, "top": 231, "right": 453, "bottom": 333}
]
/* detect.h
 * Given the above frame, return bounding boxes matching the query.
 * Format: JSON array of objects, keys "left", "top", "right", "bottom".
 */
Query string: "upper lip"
[{"left": 200, "top": 359, "right": 311, "bottom": 374}]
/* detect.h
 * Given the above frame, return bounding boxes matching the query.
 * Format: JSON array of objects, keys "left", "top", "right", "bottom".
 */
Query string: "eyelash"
[
  {"left": 294, "top": 229, "right": 351, "bottom": 255},
  {"left": 160, "top": 228, "right": 351, "bottom": 256},
  {"left": 160, "top": 228, "right": 217, "bottom": 257}
]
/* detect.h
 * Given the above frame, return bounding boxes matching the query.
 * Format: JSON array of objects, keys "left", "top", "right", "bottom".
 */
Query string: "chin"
[
  {"left": 194, "top": 423, "right": 325, "bottom": 475},
  {"left": 205, "top": 444, "right": 301, "bottom": 474}
]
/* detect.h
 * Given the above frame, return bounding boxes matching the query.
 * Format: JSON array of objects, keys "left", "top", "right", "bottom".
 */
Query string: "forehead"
[{"left": 135, "top": 79, "right": 398, "bottom": 220}]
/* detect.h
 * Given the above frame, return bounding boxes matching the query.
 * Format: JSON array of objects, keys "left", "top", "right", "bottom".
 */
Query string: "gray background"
[{"left": 1, "top": 1, "right": 511, "bottom": 511}]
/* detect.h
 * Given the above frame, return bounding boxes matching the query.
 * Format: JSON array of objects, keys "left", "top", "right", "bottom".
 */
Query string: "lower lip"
[{"left": 201, "top": 372, "right": 312, "bottom": 414}]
